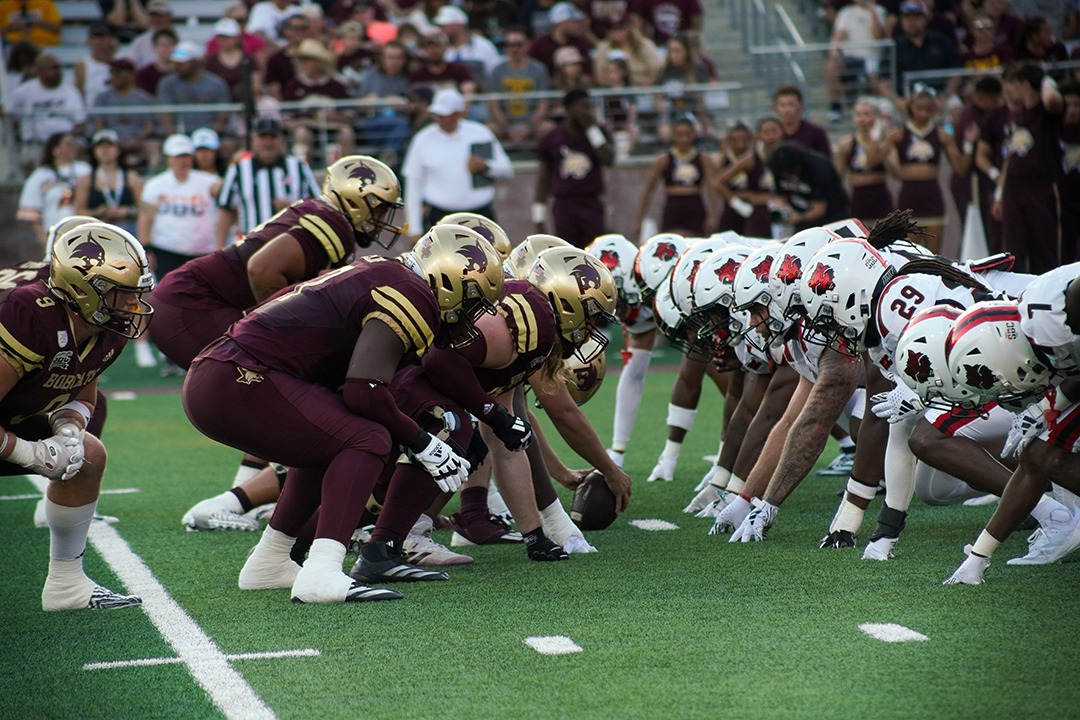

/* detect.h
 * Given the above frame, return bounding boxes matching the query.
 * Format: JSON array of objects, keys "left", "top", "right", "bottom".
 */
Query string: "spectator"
[
  {"left": 204, "top": 18, "right": 260, "bottom": 102},
  {"left": 402, "top": 87, "right": 513, "bottom": 235},
  {"left": 833, "top": 98, "right": 894, "bottom": 228},
  {"left": 465, "top": 0, "right": 518, "bottom": 44},
  {"left": 136, "top": 27, "right": 177, "bottom": 96},
  {"left": 124, "top": 0, "right": 177, "bottom": 69},
  {"left": 6, "top": 40, "right": 42, "bottom": 89},
  {"left": 74, "top": 129, "right": 143, "bottom": 235},
  {"left": 552, "top": 45, "right": 591, "bottom": 91},
  {"left": 410, "top": 31, "right": 476, "bottom": 94},
  {"left": 100, "top": 0, "right": 150, "bottom": 43},
  {"left": 633, "top": 116, "right": 715, "bottom": 237},
  {"left": 157, "top": 42, "right": 232, "bottom": 136},
  {"left": 191, "top": 127, "right": 226, "bottom": 176},
  {"left": 637, "top": 0, "right": 702, "bottom": 46},
  {"left": 772, "top": 82, "right": 831, "bottom": 157},
  {"left": 75, "top": 22, "right": 120, "bottom": 104},
  {"left": 961, "top": 10, "right": 1013, "bottom": 70},
  {"left": 0, "top": 0, "right": 60, "bottom": 46},
  {"left": 335, "top": 20, "right": 376, "bottom": 75},
  {"left": 438, "top": 4, "right": 502, "bottom": 84},
  {"left": 961, "top": 0, "right": 1022, "bottom": 52},
  {"left": 10, "top": 54, "right": 87, "bottom": 168},
  {"left": 594, "top": 14, "right": 662, "bottom": 88},
  {"left": 399, "top": 0, "right": 447, "bottom": 36},
  {"left": 713, "top": 121, "right": 759, "bottom": 234},
  {"left": 824, "top": 0, "right": 887, "bottom": 122},
  {"left": 765, "top": 142, "right": 849, "bottom": 232},
  {"left": 577, "top": 0, "right": 634, "bottom": 41},
  {"left": 205, "top": 2, "right": 269, "bottom": 67},
  {"left": 654, "top": 34, "right": 712, "bottom": 143},
  {"left": 138, "top": 133, "right": 221, "bottom": 278},
  {"left": 528, "top": 2, "right": 593, "bottom": 77},
  {"left": 299, "top": 4, "right": 332, "bottom": 47},
  {"left": 882, "top": 1, "right": 960, "bottom": 99},
  {"left": 1014, "top": 16, "right": 1068, "bottom": 65},
  {"left": 487, "top": 27, "right": 552, "bottom": 142},
  {"left": 519, "top": 0, "right": 558, "bottom": 37},
  {"left": 282, "top": 38, "right": 356, "bottom": 161},
  {"left": 950, "top": 75, "right": 1007, "bottom": 253},
  {"left": 216, "top": 116, "right": 321, "bottom": 245},
  {"left": 1060, "top": 82, "right": 1079, "bottom": 263},
  {"left": 713, "top": 115, "right": 783, "bottom": 237},
  {"left": 265, "top": 14, "right": 308, "bottom": 99},
  {"left": 91, "top": 58, "right": 157, "bottom": 166},
  {"left": 248, "top": 0, "right": 301, "bottom": 47},
  {"left": 16, "top": 132, "right": 91, "bottom": 252},
  {"left": 534, "top": 88, "right": 614, "bottom": 247},
  {"left": 355, "top": 40, "right": 413, "bottom": 163},
  {"left": 598, "top": 52, "right": 638, "bottom": 153},
  {"left": 993, "top": 62, "right": 1064, "bottom": 274}
]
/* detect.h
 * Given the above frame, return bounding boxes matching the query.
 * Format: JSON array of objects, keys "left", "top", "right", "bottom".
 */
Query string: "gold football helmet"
[
  {"left": 504, "top": 234, "right": 571, "bottom": 279},
  {"left": 49, "top": 222, "right": 155, "bottom": 338},
  {"left": 437, "top": 212, "right": 512, "bottom": 263},
  {"left": 45, "top": 215, "right": 98, "bottom": 259},
  {"left": 322, "top": 155, "right": 405, "bottom": 249},
  {"left": 566, "top": 350, "right": 606, "bottom": 405},
  {"left": 526, "top": 247, "right": 617, "bottom": 362},
  {"left": 405, "top": 224, "right": 504, "bottom": 347}
]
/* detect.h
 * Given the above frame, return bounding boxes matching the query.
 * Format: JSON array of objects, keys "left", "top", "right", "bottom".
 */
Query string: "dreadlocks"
[
  {"left": 866, "top": 209, "right": 932, "bottom": 250},
  {"left": 897, "top": 258, "right": 992, "bottom": 293}
]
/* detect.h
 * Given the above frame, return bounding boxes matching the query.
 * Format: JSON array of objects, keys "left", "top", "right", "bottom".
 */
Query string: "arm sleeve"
[
  {"left": 343, "top": 377, "right": 421, "bottom": 445},
  {"left": 420, "top": 339, "right": 500, "bottom": 420}
]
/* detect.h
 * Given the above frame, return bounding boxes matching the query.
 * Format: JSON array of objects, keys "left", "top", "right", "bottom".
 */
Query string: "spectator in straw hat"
[{"left": 283, "top": 38, "right": 356, "bottom": 160}]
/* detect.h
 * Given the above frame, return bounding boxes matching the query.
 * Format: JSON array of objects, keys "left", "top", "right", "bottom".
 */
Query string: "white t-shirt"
[
  {"left": 248, "top": 1, "right": 301, "bottom": 43},
  {"left": 17, "top": 162, "right": 92, "bottom": 256},
  {"left": 833, "top": 3, "right": 886, "bottom": 62},
  {"left": 80, "top": 56, "right": 113, "bottom": 105},
  {"left": 444, "top": 35, "right": 503, "bottom": 79},
  {"left": 141, "top": 169, "right": 220, "bottom": 256},
  {"left": 10, "top": 79, "right": 88, "bottom": 143}
]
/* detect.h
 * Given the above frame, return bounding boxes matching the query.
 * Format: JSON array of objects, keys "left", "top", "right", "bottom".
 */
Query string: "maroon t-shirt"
[
  {"left": 640, "top": 0, "right": 701, "bottom": 44},
  {"left": 209, "top": 256, "right": 439, "bottom": 387},
  {"left": 284, "top": 76, "right": 351, "bottom": 101},
  {"left": 783, "top": 119, "right": 832, "bottom": 157},
  {"left": 579, "top": 0, "right": 634, "bottom": 39},
  {"left": 265, "top": 48, "right": 296, "bottom": 93},
  {"left": 136, "top": 63, "right": 168, "bottom": 96},
  {"left": 1005, "top": 101, "right": 1063, "bottom": 184},
  {"left": 538, "top": 123, "right": 611, "bottom": 197},
  {"left": 203, "top": 53, "right": 253, "bottom": 100},
  {"left": 408, "top": 62, "right": 474, "bottom": 92},
  {"left": 528, "top": 34, "right": 594, "bottom": 76},
  {"left": 0, "top": 281, "right": 127, "bottom": 429}
]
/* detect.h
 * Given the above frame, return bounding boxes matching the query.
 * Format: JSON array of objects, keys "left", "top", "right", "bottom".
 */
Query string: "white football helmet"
[
  {"left": 586, "top": 233, "right": 643, "bottom": 309},
  {"left": 653, "top": 279, "right": 694, "bottom": 352},
  {"left": 691, "top": 246, "right": 753, "bottom": 352},
  {"left": 945, "top": 300, "right": 1055, "bottom": 405},
  {"left": 765, "top": 227, "right": 841, "bottom": 349},
  {"left": 801, "top": 238, "right": 896, "bottom": 356},
  {"left": 669, "top": 238, "right": 730, "bottom": 317},
  {"left": 732, "top": 244, "right": 783, "bottom": 350},
  {"left": 633, "top": 233, "right": 689, "bottom": 301},
  {"left": 895, "top": 304, "right": 980, "bottom": 408}
]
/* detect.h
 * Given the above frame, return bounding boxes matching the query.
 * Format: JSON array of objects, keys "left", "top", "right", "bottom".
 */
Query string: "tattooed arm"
[{"left": 762, "top": 348, "right": 863, "bottom": 507}]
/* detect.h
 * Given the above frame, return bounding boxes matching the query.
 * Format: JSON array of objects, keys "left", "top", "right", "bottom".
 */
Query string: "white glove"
[
  {"left": 730, "top": 502, "right": 777, "bottom": 542},
  {"left": 646, "top": 453, "right": 678, "bottom": 482},
  {"left": 10, "top": 434, "right": 85, "bottom": 481},
  {"left": 696, "top": 489, "right": 737, "bottom": 518},
  {"left": 406, "top": 433, "right": 470, "bottom": 493},
  {"left": 695, "top": 464, "right": 719, "bottom": 492},
  {"left": 709, "top": 494, "right": 751, "bottom": 534},
  {"left": 729, "top": 198, "right": 754, "bottom": 219},
  {"left": 1001, "top": 402, "right": 1047, "bottom": 458},
  {"left": 871, "top": 383, "right": 925, "bottom": 424},
  {"left": 942, "top": 544, "right": 990, "bottom": 585},
  {"left": 684, "top": 483, "right": 721, "bottom": 514}
]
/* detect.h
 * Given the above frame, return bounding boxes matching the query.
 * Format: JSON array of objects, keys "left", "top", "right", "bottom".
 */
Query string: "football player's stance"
[
  {"left": 0, "top": 223, "right": 154, "bottom": 610},
  {"left": 183, "top": 226, "right": 501, "bottom": 604},
  {"left": 168, "top": 156, "right": 407, "bottom": 530}
]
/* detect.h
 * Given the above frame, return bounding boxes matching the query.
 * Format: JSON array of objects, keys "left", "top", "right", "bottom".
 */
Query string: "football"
[{"left": 570, "top": 470, "right": 618, "bottom": 531}]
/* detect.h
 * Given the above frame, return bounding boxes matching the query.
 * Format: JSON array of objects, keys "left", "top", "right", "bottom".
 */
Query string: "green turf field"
[{"left": 2, "top": 348, "right": 1079, "bottom": 720}]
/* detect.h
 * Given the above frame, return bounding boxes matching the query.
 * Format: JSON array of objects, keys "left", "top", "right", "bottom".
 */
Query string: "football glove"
[
  {"left": 646, "top": 453, "right": 678, "bottom": 482},
  {"left": 730, "top": 501, "right": 777, "bottom": 542},
  {"left": 694, "top": 464, "right": 720, "bottom": 492},
  {"left": 870, "top": 383, "right": 925, "bottom": 424},
  {"left": 406, "top": 432, "right": 470, "bottom": 493},
  {"left": 710, "top": 495, "right": 751, "bottom": 535},
  {"left": 11, "top": 434, "right": 85, "bottom": 481},
  {"left": 696, "top": 489, "right": 738, "bottom": 518},
  {"left": 684, "top": 483, "right": 721, "bottom": 514},
  {"left": 487, "top": 404, "right": 532, "bottom": 452},
  {"left": 943, "top": 544, "right": 990, "bottom": 585},
  {"left": 1001, "top": 402, "right": 1047, "bottom": 458}
]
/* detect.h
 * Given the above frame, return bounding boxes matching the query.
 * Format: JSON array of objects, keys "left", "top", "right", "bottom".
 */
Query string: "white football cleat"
[
  {"left": 42, "top": 558, "right": 141, "bottom": 611},
  {"left": 862, "top": 536, "right": 897, "bottom": 561},
  {"left": 1007, "top": 504, "right": 1080, "bottom": 565},
  {"left": 403, "top": 531, "right": 474, "bottom": 566},
  {"left": 562, "top": 535, "right": 598, "bottom": 554},
  {"left": 646, "top": 454, "right": 678, "bottom": 482},
  {"left": 943, "top": 545, "right": 990, "bottom": 585},
  {"left": 238, "top": 545, "right": 301, "bottom": 590},
  {"left": 182, "top": 492, "right": 261, "bottom": 532}
]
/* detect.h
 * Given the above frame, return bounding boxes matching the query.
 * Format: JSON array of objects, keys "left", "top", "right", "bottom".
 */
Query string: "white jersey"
[
  {"left": 141, "top": 169, "right": 219, "bottom": 257},
  {"left": 16, "top": 162, "right": 92, "bottom": 255},
  {"left": 1019, "top": 262, "right": 1080, "bottom": 377},
  {"left": 736, "top": 339, "right": 772, "bottom": 375}
]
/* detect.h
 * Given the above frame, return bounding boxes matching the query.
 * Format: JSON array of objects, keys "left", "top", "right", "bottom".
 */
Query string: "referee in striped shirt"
[{"left": 215, "top": 117, "right": 322, "bottom": 246}]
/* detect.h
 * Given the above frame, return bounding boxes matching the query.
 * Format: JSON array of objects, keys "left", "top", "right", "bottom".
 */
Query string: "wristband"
[
  {"left": 986, "top": 167, "right": 1000, "bottom": 182},
  {"left": 0, "top": 430, "right": 9, "bottom": 458},
  {"left": 993, "top": 185, "right": 1003, "bottom": 203},
  {"left": 52, "top": 401, "right": 92, "bottom": 430},
  {"left": 586, "top": 125, "right": 606, "bottom": 149},
  {"left": 407, "top": 429, "right": 433, "bottom": 454},
  {"left": 531, "top": 202, "right": 546, "bottom": 224},
  {"left": 962, "top": 141, "right": 974, "bottom": 155},
  {"left": 8, "top": 437, "right": 33, "bottom": 468}
]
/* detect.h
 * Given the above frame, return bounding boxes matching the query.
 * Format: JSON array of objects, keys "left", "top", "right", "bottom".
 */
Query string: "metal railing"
[{"left": 900, "top": 59, "right": 1080, "bottom": 98}]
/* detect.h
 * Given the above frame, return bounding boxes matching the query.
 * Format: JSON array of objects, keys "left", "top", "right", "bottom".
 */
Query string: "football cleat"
[
  {"left": 562, "top": 535, "right": 598, "bottom": 554},
  {"left": 862, "top": 536, "right": 897, "bottom": 560},
  {"left": 403, "top": 531, "right": 474, "bottom": 567},
  {"left": 815, "top": 449, "right": 855, "bottom": 476},
  {"left": 238, "top": 545, "right": 301, "bottom": 590},
  {"left": 182, "top": 492, "right": 261, "bottom": 532},
  {"left": 943, "top": 545, "right": 990, "bottom": 585},
  {"left": 88, "top": 585, "right": 143, "bottom": 610},
  {"left": 1007, "top": 504, "right": 1080, "bottom": 565},
  {"left": 450, "top": 512, "right": 523, "bottom": 545},
  {"left": 818, "top": 530, "right": 857, "bottom": 549},
  {"left": 291, "top": 562, "right": 403, "bottom": 604},
  {"left": 349, "top": 540, "right": 450, "bottom": 582},
  {"left": 606, "top": 448, "right": 625, "bottom": 469},
  {"left": 43, "top": 573, "right": 142, "bottom": 611},
  {"left": 524, "top": 533, "right": 569, "bottom": 561},
  {"left": 961, "top": 494, "right": 999, "bottom": 506}
]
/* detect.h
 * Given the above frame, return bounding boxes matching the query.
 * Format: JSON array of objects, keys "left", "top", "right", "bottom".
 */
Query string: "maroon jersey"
[
  {"left": 0, "top": 282, "right": 127, "bottom": 429},
  {"left": 205, "top": 256, "right": 439, "bottom": 388},
  {"left": 538, "top": 124, "right": 611, "bottom": 198},
  {"left": 283, "top": 76, "right": 351, "bottom": 102},
  {"left": 473, "top": 281, "right": 557, "bottom": 397},
  {"left": 0, "top": 261, "right": 50, "bottom": 290},
  {"left": 897, "top": 123, "right": 943, "bottom": 166},
  {"left": 1005, "top": 102, "right": 1063, "bottom": 184},
  {"left": 783, "top": 119, "right": 831, "bottom": 157},
  {"left": 664, "top": 148, "right": 704, "bottom": 187}
]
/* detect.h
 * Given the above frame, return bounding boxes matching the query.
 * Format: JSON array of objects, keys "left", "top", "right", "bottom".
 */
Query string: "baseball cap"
[
  {"left": 554, "top": 45, "right": 583, "bottom": 66},
  {"left": 191, "top": 127, "right": 220, "bottom": 150},
  {"left": 92, "top": 128, "right": 119, "bottom": 145},
  {"left": 163, "top": 134, "right": 195, "bottom": 156},
  {"left": 434, "top": 5, "right": 468, "bottom": 25},
  {"left": 171, "top": 41, "right": 202, "bottom": 62},
  {"left": 110, "top": 58, "right": 137, "bottom": 71},
  {"left": 430, "top": 88, "right": 465, "bottom": 115},
  {"left": 549, "top": 2, "right": 586, "bottom": 24},
  {"left": 214, "top": 18, "right": 241, "bottom": 37},
  {"left": 254, "top": 116, "right": 284, "bottom": 136},
  {"left": 900, "top": 2, "right": 927, "bottom": 13},
  {"left": 147, "top": 0, "right": 171, "bottom": 13}
]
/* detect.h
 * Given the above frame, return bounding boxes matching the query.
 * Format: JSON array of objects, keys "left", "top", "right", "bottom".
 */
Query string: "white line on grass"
[
  {"left": 524, "top": 636, "right": 583, "bottom": 655},
  {"left": 629, "top": 519, "right": 680, "bottom": 531},
  {"left": 858, "top": 623, "right": 929, "bottom": 643},
  {"left": 0, "top": 488, "right": 140, "bottom": 502},
  {"left": 85, "top": 648, "right": 321, "bottom": 671}
]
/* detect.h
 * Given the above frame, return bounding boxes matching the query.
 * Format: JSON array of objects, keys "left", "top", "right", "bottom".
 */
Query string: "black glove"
[{"left": 488, "top": 404, "right": 533, "bottom": 452}]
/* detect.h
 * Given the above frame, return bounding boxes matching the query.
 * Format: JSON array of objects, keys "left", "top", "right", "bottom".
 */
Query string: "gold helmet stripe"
[
  {"left": 502, "top": 293, "right": 539, "bottom": 355},
  {"left": 371, "top": 287, "right": 435, "bottom": 351},
  {"left": 298, "top": 216, "right": 346, "bottom": 264},
  {"left": 0, "top": 321, "right": 44, "bottom": 373}
]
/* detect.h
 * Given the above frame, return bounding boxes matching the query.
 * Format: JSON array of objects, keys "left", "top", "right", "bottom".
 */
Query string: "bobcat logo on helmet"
[
  {"left": 807, "top": 263, "right": 835, "bottom": 296},
  {"left": 751, "top": 257, "right": 772, "bottom": 281},
  {"left": 653, "top": 242, "right": 678, "bottom": 261},
  {"left": 456, "top": 243, "right": 489, "bottom": 272},
  {"left": 471, "top": 222, "right": 496, "bottom": 244},
  {"left": 776, "top": 255, "right": 802, "bottom": 285},
  {"left": 70, "top": 234, "right": 106, "bottom": 272},
  {"left": 963, "top": 364, "right": 997, "bottom": 390},
  {"left": 599, "top": 250, "right": 619, "bottom": 269},
  {"left": 687, "top": 259, "right": 703, "bottom": 285},
  {"left": 570, "top": 262, "right": 602, "bottom": 294},
  {"left": 713, "top": 259, "right": 739, "bottom": 284},
  {"left": 574, "top": 364, "right": 598, "bottom": 389},
  {"left": 348, "top": 162, "right": 379, "bottom": 186},
  {"left": 904, "top": 350, "right": 932, "bottom": 384}
]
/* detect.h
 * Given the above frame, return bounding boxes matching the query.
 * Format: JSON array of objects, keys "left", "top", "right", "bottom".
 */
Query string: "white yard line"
[
  {"left": 85, "top": 648, "right": 321, "bottom": 671},
  {"left": 0, "top": 488, "right": 140, "bottom": 501}
]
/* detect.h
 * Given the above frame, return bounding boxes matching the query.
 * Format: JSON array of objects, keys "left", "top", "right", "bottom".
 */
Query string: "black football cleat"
[
  {"left": 819, "top": 530, "right": 858, "bottom": 549},
  {"left": 350, "top": 540, "right": 450, "bottom": 583},
  {"left": 523, "top": 530, "right": 569, "bottom": 561}
]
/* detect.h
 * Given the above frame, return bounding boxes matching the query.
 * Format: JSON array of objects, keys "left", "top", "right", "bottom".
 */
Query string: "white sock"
[
  {"left": 540, "top": 499, "right": 580, "bottom": 544},
  {"left": 233, "top": 464, "right": 262, "bottom": 488},
  {"left": 255, "top": 525, "right": 296, "bottom": 558},
  {"left": 612, "top": 348, "right": 651, "bottom": 450},
  {"left": 727, "top": 475, "right": 745, "bottom": 494},
  {"left": 45, "top": 499, "right": 96, "bottom": 560},
  {"left": 487, "top": 482, "right": 510, "bottom": 519}
]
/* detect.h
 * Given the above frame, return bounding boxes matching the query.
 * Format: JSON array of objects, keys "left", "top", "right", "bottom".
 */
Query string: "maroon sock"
[
  {"left": 269, "top": 466, "right": 324, "bottom": 536},
  {"left": 370, "top": 464, "right": 443, "bottom": 542},
  {"left": 290, "top": 510, "right": 319, "bottom": 565},
  {"left": 314, "top": 449, "right": 385, "bottom": 546},
  {"left": 229, "top": 487, "right": 254, "bottom": 513},
  {"left": 458, "top": 486, "right": 489, "bottom": 520}
]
